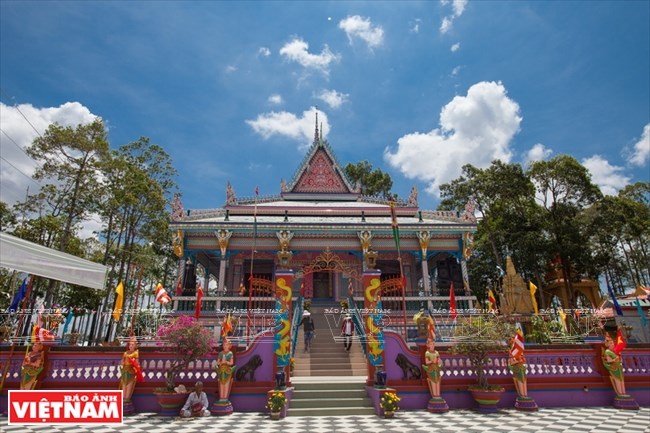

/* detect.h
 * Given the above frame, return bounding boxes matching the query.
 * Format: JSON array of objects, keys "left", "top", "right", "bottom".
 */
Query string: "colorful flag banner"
[
  {"left": 607, "top": 283, "right": 623, "bottom": 316},
  {"left": 155, "top": 283, "right": 171, "bottom": 305},
  {"left": 613, "top": 328, "right": 627, "bottom": 356},
  {"left": 389, "top": 200, "right": 400, "bottom": 251},
  {"left": 449, "top": 282, "right": 457, "bottom": 320},
  {"left": 221, "top": 313, "right": 233, "bottom": 337},
  {"left": 32, "top": 325, "right": 57, "bottom": 343},
  {"left": 9, "top": 277, "right": 29, "bottom": 312},
  {"left": 487, "top": 288, "right": 497, "bottom": 313},
  {"left": 510, "top": 323, "right": 525, "bottom": 359},
  {"left": 638, "top": 285, "right": 650, "bottom": 301},
  {"left": 528, "top": 281, "right": 539, "bottom": 315},
  {"left": 558, "top": 308, "right": 567, "bottom": 332},
  {"left": 195, "top": 283, "right": 204, "bottom": 319},
  {"left": 61, "top": 311, "right": 74, "bottom": 339},
  {"left": 112, "top": 281, "right": 124, "bottom": 321}
]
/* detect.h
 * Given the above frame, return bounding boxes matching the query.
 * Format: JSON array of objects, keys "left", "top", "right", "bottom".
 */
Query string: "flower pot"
[
  {"left": 270, "top": 411, "right": 281, "bottom": 420},
  {"left": 383, "top": 410, "right": 394, "bottom": 418},
  {"left": 470, "top": 388, "right": 504, "bottom": 413},
  {"left": 153, "top": 391, "right": 189, "bottom": 416}
]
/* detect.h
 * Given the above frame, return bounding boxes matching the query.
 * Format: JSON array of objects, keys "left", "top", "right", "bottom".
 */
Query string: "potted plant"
[
  {"left": 379, "top": 391, "right": 400, "bottom": 418},
  {"left": 450, "top": 315, "right": 514, "bottom": 413},
  {"left": 266, "top": 391, "right": 287, "bottom": 420},
  {"left": 154, "top": 315, "right": 216, "bottom": 415}
]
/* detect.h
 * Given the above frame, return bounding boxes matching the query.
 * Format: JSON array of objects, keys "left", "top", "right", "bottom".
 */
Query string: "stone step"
[
  {"left": 294, "top": 368, "right": 359, "bottom": 377},
  {"left": 293, "top": 388, "right": 367, "bottom": 399},
  {"left": 287, "top": 406, "right": 376, "bottom": 417},
  {"left": 290, "top": 396, "right": 372, "bottom": 409}
]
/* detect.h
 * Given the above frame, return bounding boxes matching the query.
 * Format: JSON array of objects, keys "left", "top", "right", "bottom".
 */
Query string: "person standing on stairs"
[
  {"left": 341, "top": 314, "right": 354, "bottom": 352},
  {"left": 299, "top": 310, "right": 315, "bottom": 352}
]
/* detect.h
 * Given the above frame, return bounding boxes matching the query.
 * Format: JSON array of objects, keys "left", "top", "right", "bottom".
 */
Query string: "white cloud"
[
  {"left": 451, "top": 65, "right": 461, "bottom": 76},
  {"left": 523, "top": 143, "right": 553, "bottom": 167},
  {"left": 440, "top": 0, "right": 469, "bottom": 34},
  {"left": 582, "top": 155, "right": 630, "bottom": 196},
  {"left": 0, "top": 101, "right": 100, "bottom": 238},
  {"left": 279, "top": 38, "right": 340, "bottom": 75},
  {"left": 410, "top": 19, "right": 421, "bottom": 34},
  {"left": 316, "top": 89, "right": 349, "bottom": 109},
  {"left": 384, "top": 81, "right": 521, "bottom": 196},
  {"left": 627, "top": 123, "right": 650, "bottom": 166},
  {"left": 268, "top": 94, "right": 283, "bottom": 105},
  {"left": 225, "top": 65, "right": 237, "bottom": 73},
  {"left": 258, "top": 47, "right": 271, "bottom": 57},
  {"left": 339, "top": 15, "right": 384, "bottom": 49},
  {"left": 452, "top": 0, "right": 468, "bottom": 16},
  {"left": 246, "top": 107, "right": 330, "bottom": 150},
  {"left": 440, "top": 17, "right": 453, "bottom": 34},
  {"left": 451, "top": 42, "right": 461, "bottom": 52},
  {"left": 0, "top": 102, "right": 98, "bottom": 205}
]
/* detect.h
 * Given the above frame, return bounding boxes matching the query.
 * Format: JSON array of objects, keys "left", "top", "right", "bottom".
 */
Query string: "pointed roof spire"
[
  {"left": 314, "top": 109, "right": 319, "bottom": 144},
  {"left": 320, "top": 122, "right": 323, "bottom": 142}
]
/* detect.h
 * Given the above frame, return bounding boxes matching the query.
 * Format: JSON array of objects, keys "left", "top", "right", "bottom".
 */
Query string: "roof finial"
[
  {"left": 320, "top": 122, "right": 323, "bottom": 142},
  {"left": 314, "top": 108, "right": 319, "bottom": 143}
]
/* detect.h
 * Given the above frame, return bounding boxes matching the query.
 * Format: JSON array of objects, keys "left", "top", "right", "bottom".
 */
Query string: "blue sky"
[{"left": 1, "top": 1, "right": 649, "bottom": 227}]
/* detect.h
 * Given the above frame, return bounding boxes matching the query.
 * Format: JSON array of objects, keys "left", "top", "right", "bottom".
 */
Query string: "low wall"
[
  {"left": 0, "top": 331, "right": 284, "bottom": 415},
  {"left": 2, "top": 331, "right": 649, "bottom": 415},
  {"left": 379, "top": 330, "right": 650, "bottom": 410}
]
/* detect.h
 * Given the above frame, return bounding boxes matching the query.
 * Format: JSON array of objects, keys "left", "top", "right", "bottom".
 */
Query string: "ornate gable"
[
  {"left": 283, "top": 112, "right": 359, "bottom": 200},
  {"left": 292, "top": 148, "right": 349, "bottom": 193}
]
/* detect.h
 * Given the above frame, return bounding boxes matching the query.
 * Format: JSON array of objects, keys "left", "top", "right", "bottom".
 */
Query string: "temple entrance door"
[{"left": 313, "top": 271, "right": 332, "bottom": 299}]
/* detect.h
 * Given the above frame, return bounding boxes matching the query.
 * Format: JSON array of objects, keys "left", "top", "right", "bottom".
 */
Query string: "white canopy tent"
[{"left": 0, "top": 231, "right": 107, "bottom": 290}]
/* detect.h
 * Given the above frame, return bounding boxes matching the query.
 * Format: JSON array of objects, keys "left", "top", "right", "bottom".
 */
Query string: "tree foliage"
[
  {"left": 439, "top": 156, "right": 648, "bottom": 309},
  {"left": 344, "top": 160, "right": 393, "bottom": 198}
]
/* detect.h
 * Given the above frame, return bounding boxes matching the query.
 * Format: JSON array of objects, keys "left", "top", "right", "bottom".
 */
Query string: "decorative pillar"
[
  {"left": 276, "top": 230, "right": 294, "bottom": 268},
  {"left": 217, "top": 230, "right": 232, "bottom": 287},
  {"left": 363, "top": 268, "right": 384, "bottom": 386},
  {"left": 357, "top": 230, "right": 373, "bottom": 272},
  {"left": 462, "top": 232, "right": 474, "bottom": 296},
  {"left": 417, "top": 231, "right": 431, "bottom": 311},
  {"left": 274, "top": 270, "right": 293, "bottom": 386}
]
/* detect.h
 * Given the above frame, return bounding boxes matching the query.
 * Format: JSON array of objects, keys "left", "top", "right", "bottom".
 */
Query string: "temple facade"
[{"left": 169, "top": 118, "right": 477, "bottom": 332}]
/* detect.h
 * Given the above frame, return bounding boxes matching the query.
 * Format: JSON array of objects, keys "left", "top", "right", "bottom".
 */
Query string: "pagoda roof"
[{"left": 281, "top": 112, "right": 359, "bottom": 200}]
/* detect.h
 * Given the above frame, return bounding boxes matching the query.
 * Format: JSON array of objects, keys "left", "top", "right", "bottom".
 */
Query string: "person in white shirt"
[
  {"left": 180, "top": 381, "right": 210, "bottom": 417},
  {"left": 341, "top": 314, "right": 354, "bottom": 352}
]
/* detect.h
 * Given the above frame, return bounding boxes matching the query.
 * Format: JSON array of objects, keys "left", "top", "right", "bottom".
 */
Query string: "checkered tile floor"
[{"left": 2, "top": 407, "right": 649, "bottom": 432}]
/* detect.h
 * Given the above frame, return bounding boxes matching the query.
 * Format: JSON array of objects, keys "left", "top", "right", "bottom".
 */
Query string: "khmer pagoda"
[{"left": 169, "top": 114, "right": 478, "bottom": 335}]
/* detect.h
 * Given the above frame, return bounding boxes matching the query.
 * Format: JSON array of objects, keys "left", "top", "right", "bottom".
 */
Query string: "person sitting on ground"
[{"left": 180, "top": 381, "right": 210, "bottom": 417}]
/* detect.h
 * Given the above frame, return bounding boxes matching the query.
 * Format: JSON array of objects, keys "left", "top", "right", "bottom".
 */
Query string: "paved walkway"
[{"left": 2, "top": 406, "right": 649, "bottom": 432}]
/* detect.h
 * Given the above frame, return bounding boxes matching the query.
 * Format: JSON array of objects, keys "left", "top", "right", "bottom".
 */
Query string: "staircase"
[
  {"left": 288, "top": 376, "right": 374, "bottom": 416},
  {"left": 289, "top": 303, "right": 374, "bottom": 416}
]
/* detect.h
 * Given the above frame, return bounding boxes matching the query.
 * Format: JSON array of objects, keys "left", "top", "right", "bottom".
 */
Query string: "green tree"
[
  {"left": 527, "top": 155, "right": 603, "bottom": 307},
  {"left": 0, "top": 201, "right": 17, "bottom": 232},
  {"left": 94, "top": 138, "right": 177, "bottom": 339},
  {"left": 580, "top": 184, "right": 650, "bottom": 292},
  {"left": 25, "top": 119, "right": 109, "bottom": 252},
  {"left": 344, "top": 161, "right": 393, "bottom": 198},
  {"left": 439, "top": 161, "right": 546, "bottom": 305}
]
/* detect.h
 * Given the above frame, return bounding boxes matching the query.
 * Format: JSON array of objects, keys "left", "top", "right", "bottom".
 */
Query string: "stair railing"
[
  {"left": 347, "top": 295, "right": 367, "bottom": 357},
  {"left": 290, "top": 295, "right": 304, "bottom": 359}
]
